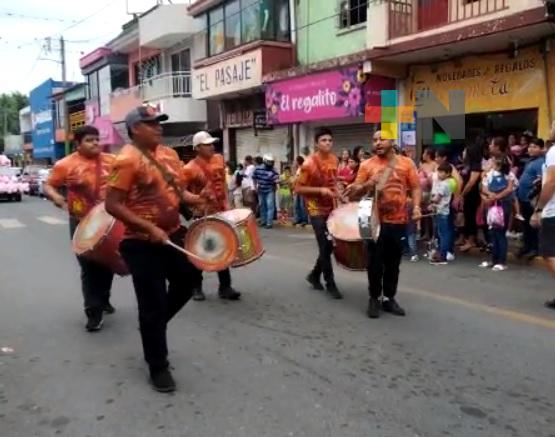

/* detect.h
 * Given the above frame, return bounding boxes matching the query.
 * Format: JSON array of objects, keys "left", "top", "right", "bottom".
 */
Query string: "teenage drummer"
[
  {"left": 44, "top": 125, "right": 116, "bottom": 332},
  {"left": 344, "top": 130, "right": 421, "bottom": 319},
  {"left": 105, "top": 106, "right": 207, "bottom": 393},
  {"left": 182, "top": 131, "right": 242, "bottom": 302},
  {"left": 294, "top": 127, "right": 342, "bottom": 299}
]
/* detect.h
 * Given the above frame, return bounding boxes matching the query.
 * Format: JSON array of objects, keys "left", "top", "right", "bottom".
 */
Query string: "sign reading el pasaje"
[{"left": 193, "top": 49, "right": 262, "bottom": 99}]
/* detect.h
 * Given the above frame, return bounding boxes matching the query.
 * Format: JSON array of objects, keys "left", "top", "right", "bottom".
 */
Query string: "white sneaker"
[
  {"left": 410, "top": 255, "right": 420, "bottom": 262},
  {"left": 479, "top": 261, "right": 492, "bottom": 268},
  {"left": 492, "top": 264, "right": 508, "bottom": 271},
  {"left": 446, "top": 252, "right": 455, "bottom": 262}
]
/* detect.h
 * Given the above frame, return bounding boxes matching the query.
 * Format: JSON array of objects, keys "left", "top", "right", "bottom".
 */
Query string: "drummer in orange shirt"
[
  {"left": 44, "top": 125, "right": 116, "bottom": 333},
  {"left": 182, "top": 131, "right": 242, "bottom": 302},
  {"left": 294, "top": 127, "right": 342, "bottom": 299},
  {"left": 345, "top": 130, "right": 422, "bottom": 319},
  {"left": 105, "top": 106, "right": 207, "bottom": 392}
]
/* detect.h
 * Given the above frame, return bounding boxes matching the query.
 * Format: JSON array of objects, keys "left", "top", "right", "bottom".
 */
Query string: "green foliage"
[{"left": 0, "top": 92, "right": 29, "bottom": 151}]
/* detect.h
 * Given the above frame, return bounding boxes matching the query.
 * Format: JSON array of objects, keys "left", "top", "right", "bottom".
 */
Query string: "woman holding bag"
[{"left": 479, "top": 155, "right": 514, "bottom": 271}]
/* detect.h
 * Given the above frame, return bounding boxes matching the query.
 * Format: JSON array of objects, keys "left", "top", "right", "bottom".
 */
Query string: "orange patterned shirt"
[
  {"left": 107, "top": 144, "right": 184, "bottom": 238},
  {"left": 182, "top": 154, "right": 228, "bottom": 216},
  {"left": 295, "top": 152, "right": 338, "bottom": 217},
  {"left": 355, "top": 155, "right": 420, "bottom": 224},
  {"left": 48, "top": 151, "right": 115, "bottom": 219}
]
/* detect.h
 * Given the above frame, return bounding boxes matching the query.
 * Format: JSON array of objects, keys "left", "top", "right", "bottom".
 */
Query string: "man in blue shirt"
[
  {"left": 517, "top": 137, "right": 545, "bottom": 259},
  {"left": 253, "top": 154, "right": 279, "bottom": 228}
]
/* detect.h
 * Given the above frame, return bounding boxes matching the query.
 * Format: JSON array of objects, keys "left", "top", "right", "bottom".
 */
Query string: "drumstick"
[{"left": 165, "top": 240, "right": 205, "bottom": 262}]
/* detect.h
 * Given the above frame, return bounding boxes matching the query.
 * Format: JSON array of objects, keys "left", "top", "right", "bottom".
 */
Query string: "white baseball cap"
[
  {"left": 193, "top": 131, "right": 220, "bottom": 147},
  {"left": 263, "top": 154, "right": 275, "bottom": 162}
]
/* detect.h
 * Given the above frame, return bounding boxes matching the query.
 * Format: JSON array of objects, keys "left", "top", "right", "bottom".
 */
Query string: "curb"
[{"left": 274, "top": 222, "right": 546, "bottom": 268}]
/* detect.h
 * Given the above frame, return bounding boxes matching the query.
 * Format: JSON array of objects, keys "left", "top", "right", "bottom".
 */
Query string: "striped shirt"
[{"left": 253, "top": 165, "right": 279, "bottom": 194}]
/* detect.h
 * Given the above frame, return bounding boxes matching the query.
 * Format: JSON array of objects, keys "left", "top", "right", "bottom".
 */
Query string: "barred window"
[{"left": 339, "top": 0, "right": 368, "bottom": 28}]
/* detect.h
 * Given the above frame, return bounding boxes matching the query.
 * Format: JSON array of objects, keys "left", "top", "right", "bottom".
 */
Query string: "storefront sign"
[
  {"left": 193, "top": 49, "right": 263, "bottom": 99},
  {"left": 406, "top": 49, "right": 544, "bottom": 116},
  {"left": 253, "top": 109, "right": 272, "bottom": 130},
  {"left": 265, "top": 68, "right": 394, "bottom": 124},
  {"left": 226, "top": 109, "right": 254, "bottom": 128}
]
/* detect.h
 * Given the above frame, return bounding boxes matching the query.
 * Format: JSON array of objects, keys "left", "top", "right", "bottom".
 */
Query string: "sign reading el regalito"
[{"left": 193, "top": 49, "right": 263, "bottom": 99}]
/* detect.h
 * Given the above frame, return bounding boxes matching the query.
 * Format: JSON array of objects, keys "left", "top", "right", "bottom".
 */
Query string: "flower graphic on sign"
[
  {"left": 266, "top": 88, "right": 282, "bottom": 124},
  {"left": 335, "top": 68, "right": 365, "bottom": 117}
]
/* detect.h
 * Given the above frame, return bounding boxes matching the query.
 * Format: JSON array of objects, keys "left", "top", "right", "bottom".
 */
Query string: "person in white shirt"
[
  {"left": 241, "top": 155, "right": 256, "bottom": 211},
  {"left": 531, "top": 132, "right": 555, "bottom": 309}
]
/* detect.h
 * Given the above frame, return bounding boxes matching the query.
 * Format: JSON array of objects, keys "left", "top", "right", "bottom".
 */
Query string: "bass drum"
[
  {"left": 72, "top": 202, "right": 129, "bottom": 276},
  {"left": 217, "top": 208, "right": 264, "bottom": 267},
  {"left": 326, "top": 200, "right": 380, "bottom": 271}
]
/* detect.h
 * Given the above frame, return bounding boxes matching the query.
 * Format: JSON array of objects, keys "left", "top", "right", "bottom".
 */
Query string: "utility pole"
[{"left": 60, "top": 36, "right": 70, "bottom": 157}]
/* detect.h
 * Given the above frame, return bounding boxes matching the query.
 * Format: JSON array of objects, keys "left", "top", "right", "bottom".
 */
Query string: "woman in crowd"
[
  {"left": 418, "top": 147, "right": 437, "bottom": 241},
  {"left": 292, "top": 155, "right": 309, "bottom": 227}
]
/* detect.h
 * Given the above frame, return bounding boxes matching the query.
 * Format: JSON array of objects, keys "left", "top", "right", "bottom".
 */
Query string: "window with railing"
[
  {"left": 205, "top": 0, "right": 290, "bottom": 57},
  {"left": 339, "top": 0, "right": 368, "bottom": 28}
]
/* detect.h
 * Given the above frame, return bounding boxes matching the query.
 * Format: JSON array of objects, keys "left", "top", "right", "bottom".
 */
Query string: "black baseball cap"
[{"left": 125, "top": 105, "right": 169, "bottom": 129}]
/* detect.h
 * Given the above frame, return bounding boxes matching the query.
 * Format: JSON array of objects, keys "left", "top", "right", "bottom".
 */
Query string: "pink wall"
[
  {"left": 79, "top": 47, "right": 112, "bottom": 70},
  {"left": 127, "top": 47, "right": 162, "bottom": 86}
]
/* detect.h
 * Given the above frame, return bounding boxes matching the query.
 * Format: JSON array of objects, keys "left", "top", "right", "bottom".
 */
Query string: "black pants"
[
  {"left": 69, "top": 218, "right": 114, "bottom": 314},
  {"left": 463, "top": 189, "right": 480, "bottom": 239},
  {"left": 120, "top": 228, "right": 194, "bottom": 372},
  {"left": 366, "top": 224, "right": 405, "bottom": 300},
  {"left": 195, "top": 268, "right": 232, "bottom": 291},
  {"left": 520, "top": 200, "right": 539, "bottom": 253},
  {"left": 310, "top": 215, "right": 334, "bottom": 284}
]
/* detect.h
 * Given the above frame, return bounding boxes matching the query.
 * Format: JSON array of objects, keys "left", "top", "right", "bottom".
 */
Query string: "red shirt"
[
  {"left": 48, "top": 152, "right": 115, "bottom": 219},
  {"left": 182, "top": 154, "right": 228, "bottom": 216},
  {"left": 107, "top": 144, "right": 184, "bottom": 239},
  {"left": 295, "top": 152, "right": 338, "bottom": 217}
]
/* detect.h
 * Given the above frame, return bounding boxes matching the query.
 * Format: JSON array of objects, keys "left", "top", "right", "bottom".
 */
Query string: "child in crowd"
[
  {"left": 480, "top": 156, "right": 514, "bottom": 271},
  {"left": 233, "top": 173, "right": 244, "bottom": 208},
  {"left": 430, "top": 163, "right": 455, "bottom": 265},
  {"left": 278, "top": 166, "right": 293, "bottom": 224}
]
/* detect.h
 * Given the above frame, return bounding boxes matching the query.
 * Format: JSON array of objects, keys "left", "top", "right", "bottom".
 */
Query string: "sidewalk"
[{"left": 274, "top": 220, "right": 547, "bottom": 268}]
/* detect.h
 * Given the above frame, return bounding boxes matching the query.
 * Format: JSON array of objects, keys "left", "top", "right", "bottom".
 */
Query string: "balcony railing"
[
  {"left": 388, "top": 0, "right": 508, "bottom": 39},
  {"left": 138, "top": 71, "right": 192, "bottom": 101}
]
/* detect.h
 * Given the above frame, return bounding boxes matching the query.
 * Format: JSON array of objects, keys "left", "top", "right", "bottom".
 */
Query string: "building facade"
[
  {"left": 29, "top": 79, "right": 67, "bottom": 163},
  {"left": 189, "top": 0, "right": 294, "bottom": 164}
]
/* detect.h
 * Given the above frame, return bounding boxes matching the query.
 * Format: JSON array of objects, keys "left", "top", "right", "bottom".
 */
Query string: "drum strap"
[
  {"left": 93, "top": 158, "right": 102, "bottom": 201},
  {"left": 373, "top": 156, "right": 397, "bottom": 222},
  {"left": 136, "top": 147, "right": 193, "bottom": 220}
]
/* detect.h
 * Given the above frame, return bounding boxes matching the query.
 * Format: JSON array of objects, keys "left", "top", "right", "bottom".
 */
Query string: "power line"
[
  {"left": 0, "top": 11, "right": 78, "bottom": 23},
  {"left": 57, "top": 0, "right": 122, "bottom": 34}
]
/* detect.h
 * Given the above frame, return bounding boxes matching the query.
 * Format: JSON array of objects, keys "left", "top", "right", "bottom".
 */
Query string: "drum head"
[
  {"left": 184, "top": 218, "right": 239, "bottom": 272},
  {"left": 327, "top": 202, "right": 361, "bottom": 241},
  {"left": 72, "top": 203, "right": 114, "bottom": 255},
  {"left": 217, "top": 208, "right": 252, "bottom": 224}
]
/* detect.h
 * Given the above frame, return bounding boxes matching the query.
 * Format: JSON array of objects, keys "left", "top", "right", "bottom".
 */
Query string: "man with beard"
[{"left": 345, "top": 130, "right": 421, "bottom": 319}]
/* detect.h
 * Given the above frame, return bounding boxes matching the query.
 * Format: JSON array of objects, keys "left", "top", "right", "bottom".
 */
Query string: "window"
[
  {"left": 339, "top": 0, "right": 368, "bottom": 28},
  {"left": 134, "top": 55, "right": 160, "bottom": 84},
  {"left": 209, "top": 6, "right": 225, "bottom": 55},
  {"left": 205, "top": 0, "right": 290, "bottom": 56},
  {"left": 225, "top": 0, "right": 241, "bottom": 49},
  {"left": 87, "top": 71, "right": 99, "bottom": 101},
  {"left": 171, "top": 49, "right": 191, "bottom": 73},
  {"left": 242, "top": 0, "right": 261, "bottom": 43}
]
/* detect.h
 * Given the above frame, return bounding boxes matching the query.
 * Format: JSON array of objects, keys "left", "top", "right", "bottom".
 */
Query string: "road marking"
[
  {"left": 0, "top": 219, "right": 25, "bottom": 229},
  {"left": 37, "top": 216, "right": 68, "bottom": 225},
  {"left": 264, "top": 253, "right": 555, "bottom": 332}
]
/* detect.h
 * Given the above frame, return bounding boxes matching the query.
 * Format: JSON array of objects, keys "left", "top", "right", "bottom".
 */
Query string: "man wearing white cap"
[
  {"left": 182, "top": 131, "right": 242, "bottom": 302},
  {"left": 253, "top": 154, "right": 279, "bottom": 228}
]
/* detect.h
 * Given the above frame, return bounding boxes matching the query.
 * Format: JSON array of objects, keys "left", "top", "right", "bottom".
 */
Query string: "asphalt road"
[{"left": 1, "top": 197, "right": 555, "bottom": 437}]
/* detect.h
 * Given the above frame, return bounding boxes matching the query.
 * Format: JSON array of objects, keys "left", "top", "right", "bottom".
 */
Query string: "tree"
[{"left": 0, "top": 92, "right": 29, "bottom": 152}]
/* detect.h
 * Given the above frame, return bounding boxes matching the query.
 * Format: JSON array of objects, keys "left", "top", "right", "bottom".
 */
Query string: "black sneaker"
[
  {"left": 103, "top": 303, "right": 116, "bottom": 314},
  {"left": 150, "top": 368, "right": 176, "bottom": 393},
  {"left": 306, "top": 273, "right": 324, "bottom": 291},
  {"left": 382, "top": 298, "right": 406, "bottom": 316},
  {"left": 326, "top": 282, "right": 343, "bottom": 300},
  {"left": 85, "top": 310, "right": 104, "bottom": 332},
  {"left": 192, "top": 288, "right": 206, "bottom": 301},
  {"left": 218, "top": 287, "right": 241, "bottom": 300},
  {"left": 545, "top": 299, "right": 555, "bottom": 310},
  {"left": 367, "top": 299, "right": 380, "bottom": 319}
]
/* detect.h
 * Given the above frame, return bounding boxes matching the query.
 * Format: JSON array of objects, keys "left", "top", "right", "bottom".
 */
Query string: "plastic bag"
[{"left": 487, "top": 203, "right": 505, "bottom": 229}]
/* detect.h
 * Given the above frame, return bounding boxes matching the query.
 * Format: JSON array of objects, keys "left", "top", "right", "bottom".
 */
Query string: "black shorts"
[{"left": 540, "top": 217, "right": 555, "bottom": 258}]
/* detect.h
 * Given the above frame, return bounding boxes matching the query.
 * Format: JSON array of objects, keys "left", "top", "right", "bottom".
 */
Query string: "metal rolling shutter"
[
  {"left": 329, "top": 124, "right": 375, "bottom": 152},
  {"left": 236, "top": 127, "right": 290, "bottom": 164}
]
